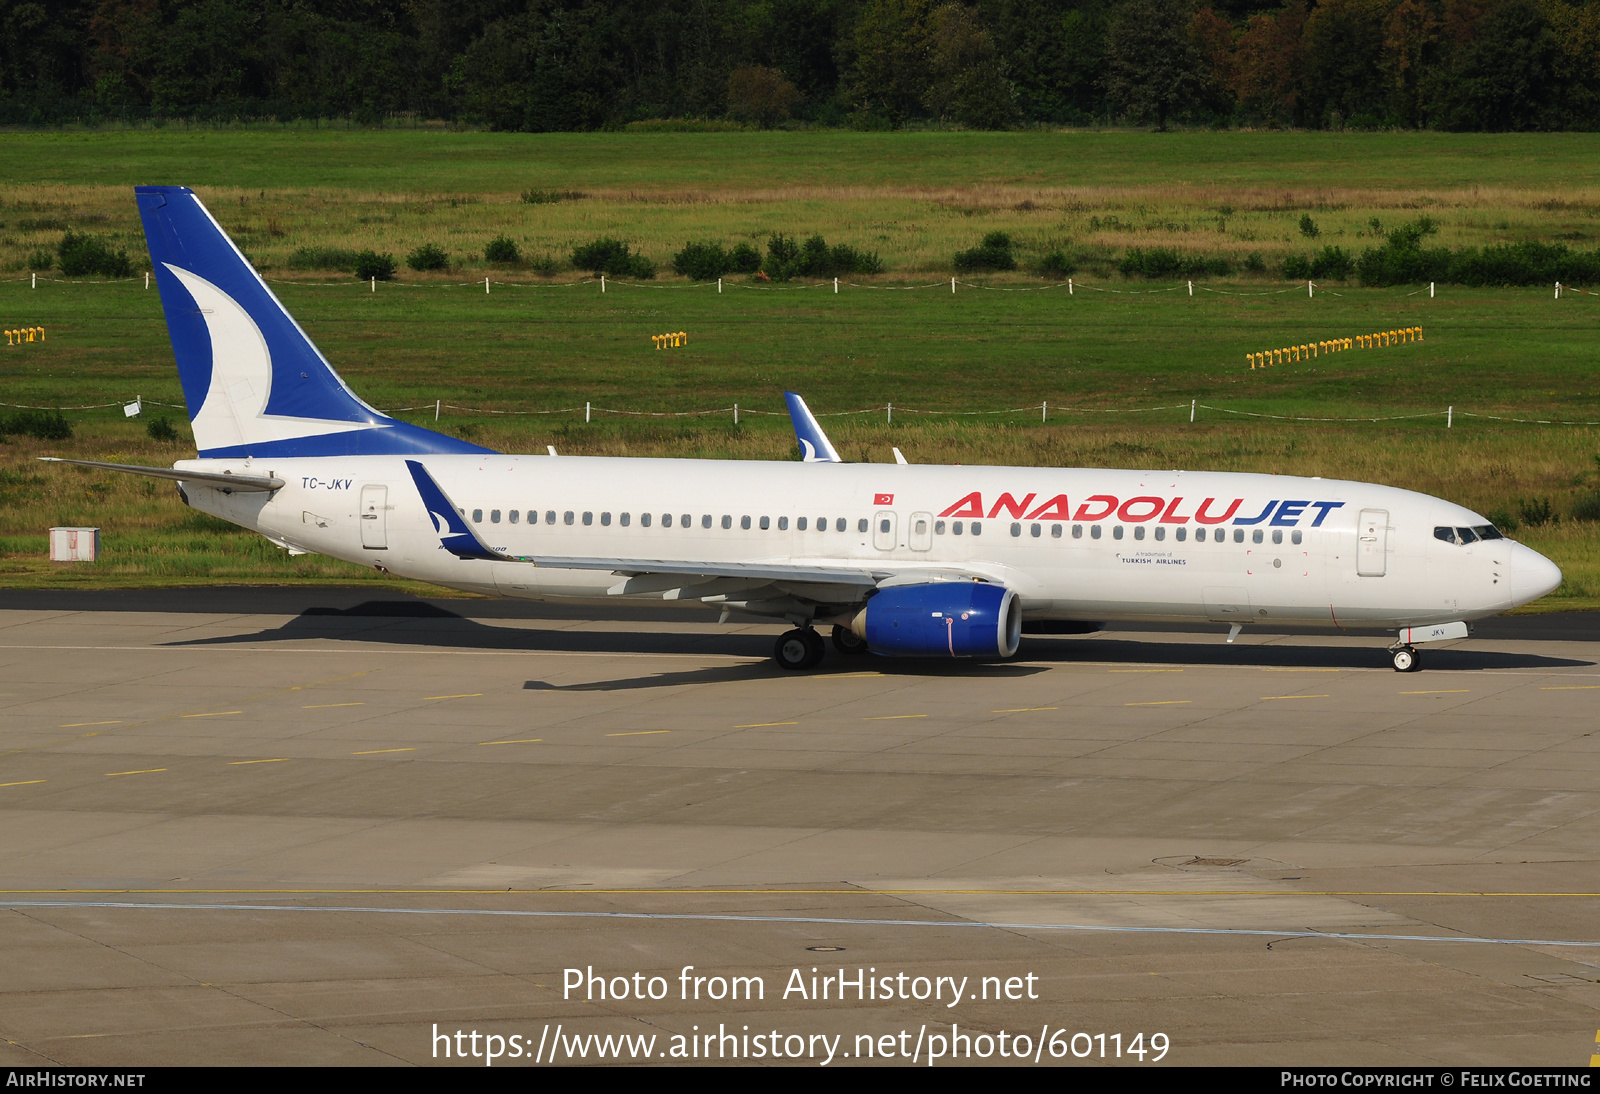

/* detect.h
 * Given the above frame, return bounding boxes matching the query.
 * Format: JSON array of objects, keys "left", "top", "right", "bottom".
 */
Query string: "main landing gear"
[
  {"left": 831, "top": 625, "right": 870, "bottom": 656},
  {"left": 1391, "top": 645, "right": 1420, "bottom": 672},
  {"left": 774, "top": 627, "right": 827, "bottom": 670}
]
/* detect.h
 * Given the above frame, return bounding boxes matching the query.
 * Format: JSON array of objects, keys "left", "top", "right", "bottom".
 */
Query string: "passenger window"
[
  {"left": 1050, "top": 524, "right": 1061, "bottom": 538},
  {"left": 797, "top": 517, "right": 808, "bottom": 531},
  {"left": 1291, "top": 529, "right": 1301, "bottom": 544},
  {"left": 720, "top": 515, "right": 731, "bottom": 529},
  {"left": 681, "top": 513, "right": 690, "bottom": 527},
  {"left": 953, "top": 521, "right": 964, "bottom": 535},
  {"left": 1252, "top": 529, "right": 1263, "bottom": 544},
  {"left": 1113, "top": 526, "right": 1124, "bottom": 540},
  {"left": 563, "top": 511, "right": 574, "bottom": 525},
  {"left": 546, "top": 511, "right": 556, "bottom": 525},
  {"left": 1011, "top": 523, "right": 1022, "bottom": 537},
  {"left": 509, "top": 510, "right": 519, "bottom": 525},
  {"left": 491, "top": 509, "right": 502, "bottom": 523},
  {"left": 1134, "top": 526, "right": 1145, "bottom": 541},
  {"left": 1031, "top": 523, "right": 1042, "bottom": 538},
  {"left": 935, "top": 521, "right": 946, "bottom": 535},
  {"left": 621, "top": 513, "right": 630, "bottom": 527},
  {"left": 1154, "top": 527, "right": 1165, "bottom": 542},
  {"left": 640, "top": 513, "right": 650, "bottom": 527},
  {"left": 1233, "top": 528, "right": 1244, "bottom": 543},
  {"left": 582, "top": 512, "right": 593, "bottom": 526},
  {"left": 1090, "top": 525, "right": 1102, "bottom": 540},
  {"left": 778, "top": 516, "right": 788, "bottom": 530},
  {"left": 1271, "top": 529, "right": 1282, "bottom": 544},
  {"left": 662, "top": 513, "right": 673, "bottom": 527},
  {"left": 600, "top": 512, "right": 611, "bottom": 526},
  {"left": 970, "top": 522, "right": 982, "bottom": 536},
  {"left": 837, "top": 518, "right": 847, "bottom": 532},
  {"left": 914, "top": 519, "right": 927, "bottom": 535},
  {"left": 1195, "top": 527, "right": 1205, "bottom": 542},
  {"left": 858, "top": 518, "right": 869, "bottom": 533},
  {"left": 702, "top": 515, "right": 712, "bottom": 529},
  {"left": 1175, "top": 527, "right": 1185, "bottom": 541},
  {"left": 1071, "top": 524, "right": 1082, "bottom": 539},
  {"left": 472, "top": 509, "right": 483, "bottom": 523},
  {"left": 741, "top": 516, "right": 751, "bottom": 530},
  {"left": 880, "top": 519, "right": 891, "bottom": 534}
]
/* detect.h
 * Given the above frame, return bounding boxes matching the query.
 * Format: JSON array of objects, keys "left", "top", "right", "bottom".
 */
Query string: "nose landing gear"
[
  {"left": 1391, "top": 645, "right": 1420, "bottom": 672},
  {"left": 774, "top": 627, "right": 827, "bottom": 670}
]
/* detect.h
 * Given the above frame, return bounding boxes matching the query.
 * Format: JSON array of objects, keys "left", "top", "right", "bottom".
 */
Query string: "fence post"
[
  {"left": 585, "top": 401, "right": 591, "bottom": 423},
  {"left": 887, "top": 403, "right": 893, "bottom": 424},
  {"left": 734, "top": 403, "right": 738, "bottom": 425},
  {"left": 1430, "top": 282, "right": 1434, "bottom": 298},
  {"left": 1308, "top": 280, "right": 1313, "bottom": 298},
  {"left": 1188, "top": 280, "right": 1193, "bottom": 296},
  {"left": 145, "top": 272, "right": 150, "bottom": 289},
  {"left": 1447, "top": 405, "right": 1453, "bottom": 429},
  {"left": 1191, "top": 399, "right": 1196, "bottom": 423},
  {"left": 951, "top": 277, "right": 956, "bottom": 294},
  {"left": 435, "top": 399, "right": 440, "bottom": 421},
  {"left": 32, "top": 272, "right": 36, "bottom": 289},
  {"left": 834, "top": 277, "right": 838, "bottom": 294},
  {"left": 1068, "top": 278, "right": 1073, "bottom": 295},
  {"left": 1556, "top": 281, "right": 1561, "bottom": 299},
  {"left": 601, "top": 275, "right": 606, "bottom": 294},
  {"left": 1042, "top": 401, "right": 1047, "bottom": 423},
  {"left": 485, "top": 277, "right": 489, "bottom": 294},
  {"left": 371, "top": 276, "right": 376, "bottom": 293},
  {"left": 718, "top": 278, "right": 722, "bottom": 294}
]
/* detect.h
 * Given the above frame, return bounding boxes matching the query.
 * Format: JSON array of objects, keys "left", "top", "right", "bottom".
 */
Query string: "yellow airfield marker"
[
  {"left": 352, "top": 748, "right": 414, "bottom": 755},
  {"left": 606, "top": 730, "right": 670, "bottom": 737},
  {"left": 734, "top": 721, "right": 799, "bottom": 728},
  {"left": 229, "top": 758, "right": 290, "bottom": 765},
  {"left": 106, "top": 769, "right": 166, "bottom": 777}
]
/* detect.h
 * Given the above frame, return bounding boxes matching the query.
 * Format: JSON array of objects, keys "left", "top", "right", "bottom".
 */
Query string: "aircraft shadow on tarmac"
[{"left": 162, "top": 600, "right": 1594, "bottom": 680}]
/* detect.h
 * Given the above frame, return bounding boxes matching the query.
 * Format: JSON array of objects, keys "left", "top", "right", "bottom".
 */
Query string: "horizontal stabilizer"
[{"left": 37, "top": 457, "right": 283, "bottom": 492}]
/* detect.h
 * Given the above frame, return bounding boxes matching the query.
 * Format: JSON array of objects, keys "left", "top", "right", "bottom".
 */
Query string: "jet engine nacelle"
[{"left": 852, "top": 582, "right": 1022, "bottom": 658}]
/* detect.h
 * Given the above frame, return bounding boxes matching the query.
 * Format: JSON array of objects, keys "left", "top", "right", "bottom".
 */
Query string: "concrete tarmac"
[{"left": 1, "top": 590, "right": 1597, "bottom": 1067}]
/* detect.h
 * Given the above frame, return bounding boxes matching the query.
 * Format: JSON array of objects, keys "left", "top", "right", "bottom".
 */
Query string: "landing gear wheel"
[
  {"left": 1392, "top": 646, "right": 1419, "bottom": 672},
  {"left": 831, "top": 625, "right": 870, "bottom": 656},
  {"left": 775, "top": 628, "right": 826, "bottom": 670}
]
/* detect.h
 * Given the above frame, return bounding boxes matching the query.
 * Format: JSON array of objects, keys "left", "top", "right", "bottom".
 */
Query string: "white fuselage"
[{"left": 177, "top": 454, "right": 1559, "bottom": 630}]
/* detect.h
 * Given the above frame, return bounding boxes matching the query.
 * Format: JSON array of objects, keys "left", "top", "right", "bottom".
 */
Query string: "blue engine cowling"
[{"left": 853, "top": 582, "right": 1021, "bottom": 658}]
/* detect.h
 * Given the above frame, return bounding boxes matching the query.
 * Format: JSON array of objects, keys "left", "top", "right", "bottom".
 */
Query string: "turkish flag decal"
[{"left": 874, "top": 493, "right": 894, "bottom": 506}]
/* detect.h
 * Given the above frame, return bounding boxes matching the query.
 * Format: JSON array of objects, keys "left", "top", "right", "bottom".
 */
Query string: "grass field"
[
  {"left": 1, "top": 129, "right": 1596, "bottom": 607},
  {"left": 4, "top": 130, "right": 1600, "bottom": 280}
]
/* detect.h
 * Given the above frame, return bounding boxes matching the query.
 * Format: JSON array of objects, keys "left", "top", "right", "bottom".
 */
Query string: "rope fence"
[
  {"left": 7, "top": 398, "right": 1598, "bottom": 429},
  {"left": 8, "top": 271, "right": 1591, "bottom": 297}
]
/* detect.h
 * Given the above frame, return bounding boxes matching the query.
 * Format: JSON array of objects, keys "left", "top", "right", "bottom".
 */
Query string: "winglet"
[
  {"left": 404, "top": 460, "right": 501, "bottom": 561},
  {"left": 784, "top": 392, "right": 842, "bottom": 463}
]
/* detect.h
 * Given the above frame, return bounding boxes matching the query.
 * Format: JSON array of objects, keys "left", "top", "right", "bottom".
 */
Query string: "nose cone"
[{"left": 1510, "top": 542, "right": 1563, "bottom": 606}]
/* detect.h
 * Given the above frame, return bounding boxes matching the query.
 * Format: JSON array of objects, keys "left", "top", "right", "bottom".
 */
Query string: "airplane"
[{"left": 42, "top": 186, "right": 1563, "bottom": 674}]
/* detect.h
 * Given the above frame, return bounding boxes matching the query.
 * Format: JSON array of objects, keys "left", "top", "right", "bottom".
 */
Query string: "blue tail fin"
[
  {"left": 136, "top": 186, "right": 491, "bottom": 459},
  {"left": 783, "top": 392, "right": 842, "bottom": 463}
]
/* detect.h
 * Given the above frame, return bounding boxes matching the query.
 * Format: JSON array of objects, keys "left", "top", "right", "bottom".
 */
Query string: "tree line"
[{"left": 3, "top": 0, "right": 1598, "bottom": 131}]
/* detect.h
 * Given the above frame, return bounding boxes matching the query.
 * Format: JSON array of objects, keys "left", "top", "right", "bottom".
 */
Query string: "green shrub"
[
  {"left": 1298, "top": 214, "right": 1320, "bottom": 238},
  {"left": 58, "top": 231, "right": 133, "bottom": 278},
  {"left": 729, "top": 243, "right": 761, "bottom": 273},
  {"left": 287, "top": 247, "right": 359, "bottom": 271},
  {"left": 353, "top": 250, "right": 396, "bottom": 281},
  {"left": 26, "top": 249, "right": 52, "bottom": 271},
  {"left": 0, "top": 410, "right": 72, "bottom": 440},
  {"left": 673, "top": 241, "right": 731, "bottom": 280},
  {"left": 484, "top": 236, "right": 521, "bottom": 265},
  {"left": 1119, "top": 247, "right": 1230, "bottom": 279},
  {"left": 527, "top": 254, "right": 561, "bottom": 276},
  {"left": 521, "top": 189, "right": 582, "bottom": 204},
  {"left": 572, "top": 237, "right": 653, "bottom": 278},
  {"left": 146, "top": 416, "right": 180, "bottom": 442},
  {"left": 1517, "top": 497, "right": 1556, "bottom": 527},
  {"left": 1244, "top": 252, "right": 1266, "bottom": 273},
  {"left": 766, "top": 233, "right": 799, "bottom": 269},
  {"left": 1034, "top": 250, "right": 1075, "bottom": 279},
  {"left": 1283, "top": 247, "right": 1350, "bottom": 280},
  {"left": 953, "top": 231, "right": 1017, "bottom": 272},
  {"left": 1571, "top": 492, "right": 1600, "bottom": 522},
  {"left": 406, "top": 243, "right": 449, "bottom": 271}
]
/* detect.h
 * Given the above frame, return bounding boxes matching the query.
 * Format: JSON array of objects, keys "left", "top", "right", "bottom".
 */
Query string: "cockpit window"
[
  {"left": 1455, "top": 526, "right": 1478, "bottom": 544},
  {"left": 1434, "top": 526, "right": 1458, "bottom": 544},
  {"left": 1473, "top": 524, "right": 1504, "bottom": 540}
]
